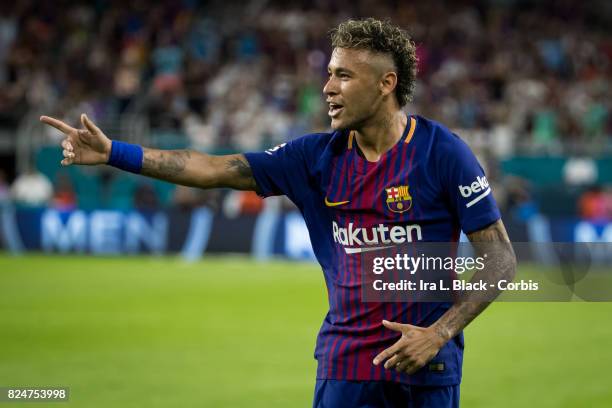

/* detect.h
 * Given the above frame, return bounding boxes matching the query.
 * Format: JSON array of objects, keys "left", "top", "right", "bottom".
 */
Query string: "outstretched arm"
[
  {"left": 40, "top": 114, "right": 259, "bottom": 191},
  {"left": 373, "top": 219, "right": 517, "bottom": 373},
  {"left": 140, "top": 149, "right": 257, "bottom": 190}
]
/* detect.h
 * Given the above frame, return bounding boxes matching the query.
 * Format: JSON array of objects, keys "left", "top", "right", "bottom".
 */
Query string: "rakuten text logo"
[{"left": 332, "top": 221, "right": 422, "bottom": 254}]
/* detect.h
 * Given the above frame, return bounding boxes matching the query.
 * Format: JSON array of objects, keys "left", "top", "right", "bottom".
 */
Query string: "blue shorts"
[{"left": 313, "top": 380, "right": 460, "bottom": 408}]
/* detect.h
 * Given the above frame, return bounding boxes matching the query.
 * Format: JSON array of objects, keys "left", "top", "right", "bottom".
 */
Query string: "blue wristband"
[{"left": 107, "top": 140, "right": 144, "bottom": 174}]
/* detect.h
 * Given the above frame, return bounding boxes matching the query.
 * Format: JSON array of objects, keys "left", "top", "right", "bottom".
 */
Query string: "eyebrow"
[{"left": 327, "top": 66, "right": 355, "bottom": 75}]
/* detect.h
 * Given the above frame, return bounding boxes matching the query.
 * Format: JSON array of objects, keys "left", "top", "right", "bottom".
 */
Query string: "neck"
[{"left": 353, "top": 110, "right": 407, "bottom": 162}]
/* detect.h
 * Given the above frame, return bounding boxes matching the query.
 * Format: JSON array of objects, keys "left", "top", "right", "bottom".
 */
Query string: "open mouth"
[{"left": 328, "top": 103, "right": 344, "bottom": 118}]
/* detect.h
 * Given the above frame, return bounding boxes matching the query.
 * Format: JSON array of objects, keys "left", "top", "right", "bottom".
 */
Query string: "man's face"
[{"left": 324, "top": 48, "right": 388, "bottom": 130}]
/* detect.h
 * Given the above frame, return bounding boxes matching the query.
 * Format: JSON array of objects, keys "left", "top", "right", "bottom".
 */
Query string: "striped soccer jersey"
[{"left": 245, "top": 115, "right": 500, "bottom": 385}]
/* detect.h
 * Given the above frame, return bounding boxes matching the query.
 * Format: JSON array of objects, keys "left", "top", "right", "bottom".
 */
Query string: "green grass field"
[{"left": 1, "top": 254, "right": 611, "bottom": 407}]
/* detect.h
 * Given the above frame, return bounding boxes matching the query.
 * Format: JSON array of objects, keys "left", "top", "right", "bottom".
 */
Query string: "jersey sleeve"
[
  {"left": 243, "top": 135, "right": 316, "bottom": 204},
  {"left": 436, "top": 132, "right": 501, "bottom": 234}
]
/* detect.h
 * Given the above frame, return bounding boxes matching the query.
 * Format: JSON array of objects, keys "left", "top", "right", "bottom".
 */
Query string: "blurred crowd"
[
  {"left": 0, "top": 0, "right": 609, "bottom": 152},
  {"left": 0, "top": 0, "right": 610, "bottom": 219}
]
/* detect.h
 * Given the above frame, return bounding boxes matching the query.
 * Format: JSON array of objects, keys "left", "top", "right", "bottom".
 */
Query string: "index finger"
[
  {"left": 373, "top": 342, "right": 403, "bottom": 366},
  {"left": 40, "top": 116, "right": 76, "bottom": 134}
]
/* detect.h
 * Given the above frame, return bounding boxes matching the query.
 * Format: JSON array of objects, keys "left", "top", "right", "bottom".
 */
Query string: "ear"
[{"left": 379, "top": 71, "right": 398, "bottom": 98}]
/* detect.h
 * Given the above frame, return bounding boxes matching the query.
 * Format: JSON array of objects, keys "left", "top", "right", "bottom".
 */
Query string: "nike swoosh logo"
[{"left": 325, "top": 197, "right": 350, "bottom": 207}]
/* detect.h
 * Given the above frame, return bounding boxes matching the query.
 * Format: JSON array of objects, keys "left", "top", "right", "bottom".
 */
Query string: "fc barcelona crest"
[{"left": 385, "top": 185, "right": 412, "bottom": 213}]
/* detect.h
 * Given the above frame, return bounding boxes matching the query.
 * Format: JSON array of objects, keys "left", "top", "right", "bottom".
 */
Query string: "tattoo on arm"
[
  {"left": 139, "top": 149, "right": 259, "bottom": 191},
  {"left": 433, "top": 220, "right": 517, "bottom": 342},
  {"left": 142, "top": 149, "right": 191, "bottom": 178},
  {"left": 226, "top": 158, "right": 252, "bottom": 179},
  {"left": 225, "top": 157, "right": 260, "bottom": 192}
]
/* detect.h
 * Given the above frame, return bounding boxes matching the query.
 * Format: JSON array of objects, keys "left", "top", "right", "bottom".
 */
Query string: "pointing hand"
[{"left": 40, "top": 114, "right": 112, "bottom": 166}]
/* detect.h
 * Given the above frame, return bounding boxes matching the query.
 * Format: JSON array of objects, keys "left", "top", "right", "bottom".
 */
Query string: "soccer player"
[{"left": 41, "top": 18, "right": 516, "bottom": 408}]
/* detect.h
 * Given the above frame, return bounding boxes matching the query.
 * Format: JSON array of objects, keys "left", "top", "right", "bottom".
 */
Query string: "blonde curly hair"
[{"left": 330, "top": 18, "right": 418, "bottom": 106}]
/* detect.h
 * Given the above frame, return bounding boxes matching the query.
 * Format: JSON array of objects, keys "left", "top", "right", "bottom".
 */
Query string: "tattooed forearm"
[
  {"left": 142, "top": 149, "right": 191, "bottom": 179},
  {"left": 136, "top": 149, "right": 259, "bottom": 191},
  {"left": 433, "top": 220, "right": 517, "bottom": 342}
]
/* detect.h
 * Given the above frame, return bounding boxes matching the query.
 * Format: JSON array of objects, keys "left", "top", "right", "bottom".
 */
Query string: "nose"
[{"left": 323, "top": 76, "right": 338, "bottom": 97}]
